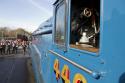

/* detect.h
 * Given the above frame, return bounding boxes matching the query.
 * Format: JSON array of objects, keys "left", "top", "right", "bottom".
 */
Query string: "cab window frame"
[{"left": 54, "top": 0, "right": 67, "bottom": 49}]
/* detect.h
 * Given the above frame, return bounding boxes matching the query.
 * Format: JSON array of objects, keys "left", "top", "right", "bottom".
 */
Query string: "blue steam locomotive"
[{"left": 30, "top": 0, "right": 125, "bottom": 83}]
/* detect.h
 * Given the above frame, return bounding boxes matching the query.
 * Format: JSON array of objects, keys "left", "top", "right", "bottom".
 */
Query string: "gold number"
[
  {"left": 61, "top": 65, "right": 70, "bottom": 83},
  {"left": 73, "top": 73, "right": 87, "bottom": 83},
  {"left": 53, "top": 59, "right": 60, "bottom": 80}
]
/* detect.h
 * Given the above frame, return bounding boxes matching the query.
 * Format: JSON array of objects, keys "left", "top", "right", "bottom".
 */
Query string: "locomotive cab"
[{"left": 52, "top": 0, "right": 102, "bottom": 82}]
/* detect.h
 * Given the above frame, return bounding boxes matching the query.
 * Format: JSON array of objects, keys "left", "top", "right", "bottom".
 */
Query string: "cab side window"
[
  {"left": 70, "top": 0, "right": 100, "bottom": 53},
  {"left": 55, "top": 2, "right": 66, "bottom": 46}
]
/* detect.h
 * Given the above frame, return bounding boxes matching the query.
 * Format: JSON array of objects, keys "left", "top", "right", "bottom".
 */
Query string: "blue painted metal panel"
[{"left": 30, "top": 0, "right": 125, "bottom": 83}]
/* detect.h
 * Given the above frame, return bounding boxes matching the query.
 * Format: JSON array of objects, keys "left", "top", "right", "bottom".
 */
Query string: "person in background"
[
  {"left": 7, "top": 42, "right": 11, "bottom": 55},
  {"left": 0, "top": 41, "right": 2, "bottom": 55},
  {"left": 12, "top": 41, "right": 16, "bottom": 54},
  {"left": 2, "top": 41, "right": 6, "bottom": 55},
  {"left": 22, "top": 41, "right": 27, "bottom": 55},
  {"left": 15, "top": 40, "right": 18, "bottom": 54}
]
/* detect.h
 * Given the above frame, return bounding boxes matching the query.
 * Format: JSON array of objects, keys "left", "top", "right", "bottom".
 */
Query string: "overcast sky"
[{"left": 0, "top": 0, "right": 56, "bottom": 32}]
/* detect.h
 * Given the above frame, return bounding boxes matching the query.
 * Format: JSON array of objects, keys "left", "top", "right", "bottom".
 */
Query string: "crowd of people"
[{"left": 0, "top": 39, "right": 29, "bottom": 55}]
